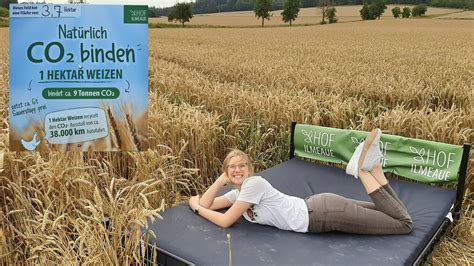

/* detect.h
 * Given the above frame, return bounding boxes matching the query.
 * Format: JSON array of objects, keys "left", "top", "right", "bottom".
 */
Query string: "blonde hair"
[{"left": 222, "top": 149, "right": 254, "bottom": 176}]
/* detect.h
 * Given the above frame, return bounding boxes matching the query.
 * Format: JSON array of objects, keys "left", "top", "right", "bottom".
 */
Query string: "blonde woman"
[{"left": 188, "top": 129, "right": 413, "bottom": 234}]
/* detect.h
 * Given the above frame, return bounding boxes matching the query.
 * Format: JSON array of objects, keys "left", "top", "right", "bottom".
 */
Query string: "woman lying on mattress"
[{"left": 188, "top": 129, "right": 413, "bottom": 235}]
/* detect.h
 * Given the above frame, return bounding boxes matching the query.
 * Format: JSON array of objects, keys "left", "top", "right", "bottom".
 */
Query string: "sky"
[{"left": 44, "top": 0, "right": 189, "bottom": 8}]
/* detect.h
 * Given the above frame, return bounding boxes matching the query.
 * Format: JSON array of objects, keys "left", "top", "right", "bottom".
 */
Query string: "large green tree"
[
  {"left": 391, "top": 6, "right": 401, "bottom": 18},
  {"left": 372, "top": 0, "right": 387, "bottom": 19},
  {"left": 254, "top": 0, "right": 272, "bottom": 27},
  {"left": 281, "top": 0, "right": 300, "bottom": 26},
  {"left": 326, "top": 7, "right": 337, "bottom": 23},
  {"left": 402, "top": 6, "right": 411, "bottom": 18},
  {"left": 360, "top": 0, "right": 386, "bottom": 20},
  {"left": 168, "top": 2, "right": 194, "bottom": 27},
  {"left": 411, "top": 4, "right": 427, "bottom": 16},
  {"left": 317, "top": 0, "right": 338, "bottom": 24},
  {"left": 319, "top": 0, "right": 333, "bottom": 24},
  {"left": 360, "top": 4, "right": 374, "bottom": 19}
]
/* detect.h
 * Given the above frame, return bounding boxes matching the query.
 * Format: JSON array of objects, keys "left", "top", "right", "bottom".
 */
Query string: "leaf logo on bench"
[
  {"left": 301, "top": 129, "right": 313, "bottom": 144},
  {"left": 351, "top": 137, "right": 363, "bottom": 145},
  {"left": 409, "top": 146, "right": 426, "bottom": 162}
]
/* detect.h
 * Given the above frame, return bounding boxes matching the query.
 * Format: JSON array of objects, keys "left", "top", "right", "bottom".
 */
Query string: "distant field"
[
  {"left": 436, "top": 10, "right": 474, "bottom": 19},
  {"left": 150, "top": 5, "right": 463, "bottom": 26}
]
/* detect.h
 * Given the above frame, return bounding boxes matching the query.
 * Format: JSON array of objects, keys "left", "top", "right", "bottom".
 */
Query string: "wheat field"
[
  {"left": 436, "top": 10, "right": 474, "bottom": 19},
  {"left": 150, "top": 5, "right": 464, "bottom": 26},
  {"left": 1, "top": 17, "right": 474, "bottom": 264}
]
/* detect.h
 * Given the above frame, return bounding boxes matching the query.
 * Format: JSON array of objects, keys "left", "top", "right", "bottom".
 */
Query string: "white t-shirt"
[{"left": 224, "top": 176, "right": 309, "bottom": 233}]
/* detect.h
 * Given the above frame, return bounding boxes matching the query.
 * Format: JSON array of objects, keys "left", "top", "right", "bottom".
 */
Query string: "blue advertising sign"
[{"left": 9, "top": 4, "right": 148, "bottom": 151}]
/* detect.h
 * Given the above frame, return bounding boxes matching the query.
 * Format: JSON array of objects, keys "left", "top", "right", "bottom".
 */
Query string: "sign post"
[{"left": 9, "top": 4, "right": 148, "bottom": 151}]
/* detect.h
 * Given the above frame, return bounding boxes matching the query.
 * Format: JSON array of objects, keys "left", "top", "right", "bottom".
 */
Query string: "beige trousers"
[{"left": 305, "top": 184, "right": 413, "bottom": 235}]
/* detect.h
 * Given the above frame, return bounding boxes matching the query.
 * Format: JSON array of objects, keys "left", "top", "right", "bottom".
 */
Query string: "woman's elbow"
[
  {"left": 217, "top": 217, "right": 238, "bottom": 228},
  {"left": 219, "top": 221, "right": 234, "bottom": 229}
]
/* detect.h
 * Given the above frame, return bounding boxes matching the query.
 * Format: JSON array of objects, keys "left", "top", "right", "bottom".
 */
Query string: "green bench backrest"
[{"left": 292, "top": 124, "right": 464, "bottom": 183}]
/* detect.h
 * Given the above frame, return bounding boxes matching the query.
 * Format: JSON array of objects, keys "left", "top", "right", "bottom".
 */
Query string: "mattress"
[{"left": 145, "top": 158, "right": 456, "bottom": 265}]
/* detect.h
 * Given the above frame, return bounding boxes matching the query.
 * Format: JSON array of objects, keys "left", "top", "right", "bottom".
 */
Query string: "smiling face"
[
  {"left": 226, "top": 155, "right": 251, "bottom": 187},
  {"left": 222, "top": 149, "right": 254, "bottom": 189}
]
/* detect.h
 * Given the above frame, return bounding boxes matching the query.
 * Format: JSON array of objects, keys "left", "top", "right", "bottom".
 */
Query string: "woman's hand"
[
  {"left": 189, "top": 195, "right": 200, "bottom": 210},
  {"left": 198, "top": 172, "right": 232, "bottom": 210},
  {"left": 216, "top": 172, "right": 231, "bottom": 187}
]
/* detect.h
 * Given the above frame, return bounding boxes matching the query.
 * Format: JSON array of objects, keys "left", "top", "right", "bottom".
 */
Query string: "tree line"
[
  {"left": 390, "top": 4, "right": 428, "bottom": 18},
  {"left": 167, "top": 0, "right": 339, "bottom": 27},
  {"left": 166, "top": 0, "right": 434, "bottom": 26},
  {"left": 149, "top": 0, "right": 472, "bottom": 17},
  {"left": 360, "top": 0, "right": 429, "bottom": 19}
]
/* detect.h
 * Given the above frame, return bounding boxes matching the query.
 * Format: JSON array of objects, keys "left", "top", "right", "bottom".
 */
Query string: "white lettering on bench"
[
  {"left": 303, "top": 145, "right": 334, "bottom": 158},
  {"left": 409, "top": 147, "right": 456, "bottom": 181},
  {"left": 380, "top": 141, "right": 391, "bottom": 167},
  {"left": 410, "top": 147, "right": 455, "bottom": 168},
  {"left": 301, "top": 130, "right": 335, "bottom": 147},
  {"left": 411, "top": 164, "right": 451, "bottom": 181}
]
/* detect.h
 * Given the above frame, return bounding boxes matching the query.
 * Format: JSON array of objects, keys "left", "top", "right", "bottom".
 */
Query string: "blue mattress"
[{"left": 145, "top": 158, "right": 456, "bottom": 265}]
